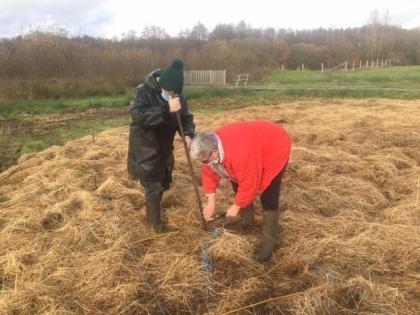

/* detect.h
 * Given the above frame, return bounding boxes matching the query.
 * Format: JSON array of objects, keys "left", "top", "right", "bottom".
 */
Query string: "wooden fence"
[
  {"left": 184, "top": 70, "right": 226, "bottom": 85},
  {"left": 281, "top": 58, "right": 392, "bottom": 72},
  {"left": 321, "top": 58, "right": 392, "bottom": 73}
]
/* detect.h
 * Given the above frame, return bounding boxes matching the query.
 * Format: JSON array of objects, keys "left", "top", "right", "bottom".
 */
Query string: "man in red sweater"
[{"left": 190, "top": 120, "right": 291, "bottom": 261}]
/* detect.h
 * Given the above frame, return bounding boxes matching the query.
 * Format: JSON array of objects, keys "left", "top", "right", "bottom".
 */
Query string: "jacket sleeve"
[
  {"left": 233, "top": 156, "right": 259, "bottom": 207},
  {"left": 201, "top": 164, "right": 221, "bottom": 194},
  {"left": 179, "top": 96, "right": 195, "bottom": 137},
  {"left": 129, "top": 86, "right": 170, "bottom": 127}
]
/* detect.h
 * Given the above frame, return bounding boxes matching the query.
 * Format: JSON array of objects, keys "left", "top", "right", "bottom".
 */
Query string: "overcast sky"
[{"left": 1, "top": 0, "right": 419, "bottom": 38}]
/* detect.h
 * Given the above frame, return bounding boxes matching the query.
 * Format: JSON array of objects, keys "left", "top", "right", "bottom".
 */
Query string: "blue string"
[{"left": 201, "top": 227, "right": 218, "bottom": 310}]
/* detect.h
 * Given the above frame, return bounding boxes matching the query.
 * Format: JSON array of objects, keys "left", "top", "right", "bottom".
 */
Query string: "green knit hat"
[{"left": 159, "top": 59, "right": 184, "bottom": 94}]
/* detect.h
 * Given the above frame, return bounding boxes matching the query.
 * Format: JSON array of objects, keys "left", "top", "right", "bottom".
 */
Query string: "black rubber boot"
[
  {"left": 145, "top": 199, "right": 173, "bottom": 233},
  {"left": 254, "top": 210, "right": 279, "bottom": 261},
  {"left": 239, "top": 204, "right": 256, "bottom": 228},
  {"left": 224, "top": 204, "right": 255, "bottom": 230}
]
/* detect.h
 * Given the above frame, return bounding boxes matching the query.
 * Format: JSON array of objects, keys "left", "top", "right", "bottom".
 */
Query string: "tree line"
[{"left": 0, "top": 19, "right": 419, "bottom": 98}]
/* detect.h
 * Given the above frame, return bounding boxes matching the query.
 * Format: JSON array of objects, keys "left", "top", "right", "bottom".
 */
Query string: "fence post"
[
  {"left": 302, "top": 64, "right": 304, "bottom": 71},
  {"left": 281, "top": 64, "right": 284, "bottom": 71},
  {"left": 359, "top": 60, "right": 362, "bottom": 69},
  {"left": 321, "top": 62, "right": 324, "bottom": 72},
  {"left": 344, "top": 61, "right": 348, "bottom": 72},
  {"left": 352, "top": 61, "right": 355, "bottom": 71},
  {"left": 376, "top": 59, "right": 379, "bottom": 68}
]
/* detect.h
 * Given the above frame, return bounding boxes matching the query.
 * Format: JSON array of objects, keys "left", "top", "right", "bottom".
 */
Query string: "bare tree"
[
  {"left": 189, "top": 22, "right": 209, "bottom": 41},
  {"left": 141, "top": 26, "right": 169, "bottom": 40},
  {"left": 367, "top": 9, "right": 390, "bottom": 59}
]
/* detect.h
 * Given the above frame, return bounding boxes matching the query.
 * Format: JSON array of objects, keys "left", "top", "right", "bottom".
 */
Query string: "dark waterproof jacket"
[{"left": 127, "top": 69, "right": 195, "bottom": 182}]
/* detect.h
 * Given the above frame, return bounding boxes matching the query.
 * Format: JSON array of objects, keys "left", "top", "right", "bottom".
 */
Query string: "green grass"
[
  {"left": 0, "top": 87, "right": 246, "bottom": 118},
  {"left": 266, "top": 66, "right": 420, "bottom": 88},
  {"left": 2, "top": 66, "right": 419, "bottom": 118},
  {"left": 188, "top": 66, "right": 420, "bottom": 100},
  {"left": 184, "top": 86, "right": 241, "bottom": 99},
  {"left": 236, "top": 87, "right": 420, "bottom": 99},
  {"left": 0, "top": 95, "right": 131, "bottom": 117}
]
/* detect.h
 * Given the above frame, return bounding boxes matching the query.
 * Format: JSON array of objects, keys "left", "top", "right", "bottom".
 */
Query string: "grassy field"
[
  {"left": 1, "top": 65, "right": 419, "bottom": 172},
  {"left": 266, "top": 65, "right": 420, "bottom": 88},
  {"left": 0, "top": 95, "right": 130, "bottom": 117}
]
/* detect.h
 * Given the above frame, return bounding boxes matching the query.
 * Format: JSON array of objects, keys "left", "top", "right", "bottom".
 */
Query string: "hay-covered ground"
[{"left": 0, "top": 99, "right": 419, "bottom": 314}]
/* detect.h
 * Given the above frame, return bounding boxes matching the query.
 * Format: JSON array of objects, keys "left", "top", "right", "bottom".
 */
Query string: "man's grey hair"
[{"left": 190, "top": 132, "right": 218, "bottom": 160}]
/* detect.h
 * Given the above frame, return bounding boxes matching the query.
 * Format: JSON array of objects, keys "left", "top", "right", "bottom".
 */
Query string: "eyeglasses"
[{"left": 201, "top": 155, "right": 212, "bottom": 164}]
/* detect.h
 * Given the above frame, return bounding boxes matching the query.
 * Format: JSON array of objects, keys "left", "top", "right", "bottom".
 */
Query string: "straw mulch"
[{"left": 0, "top": 99, "right": 419, "bottom": 314}]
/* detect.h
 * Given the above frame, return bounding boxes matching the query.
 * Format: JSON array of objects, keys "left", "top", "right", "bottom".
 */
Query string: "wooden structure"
[
  {"left": 233, "top": 73, "right": 249, "bottom": 86},
  {"left": 184, "top": 70, "right": 226, "bottom": 85}
]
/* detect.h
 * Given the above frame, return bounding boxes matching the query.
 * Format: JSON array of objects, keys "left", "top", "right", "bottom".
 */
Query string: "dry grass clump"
[{"left": 1, "top": 98, "right": 419, "bottom": 314}]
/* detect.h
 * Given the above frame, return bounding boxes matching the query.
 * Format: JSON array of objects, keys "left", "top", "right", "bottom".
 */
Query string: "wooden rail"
[{"left": 184, "top": 70, "right": 226, "bottom": 85}]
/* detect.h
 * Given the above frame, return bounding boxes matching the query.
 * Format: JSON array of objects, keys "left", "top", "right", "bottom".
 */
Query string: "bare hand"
[
  {"left": 226, "top": 204, "right": 241, "bottom": 218},
  {"left": 168, "top": 97, "right": 181, "bottom": 112},
  {"left": 184, "top": 136, "right": 192, "bottom": 149},
  {"left": 203, "top": 194, "right": 215, "bottom": 221}
]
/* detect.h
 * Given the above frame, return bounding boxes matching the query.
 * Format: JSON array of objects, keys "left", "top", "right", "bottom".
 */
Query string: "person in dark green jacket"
[{"left": 127, "top": 59, "right": 195, "bottom": 232}]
